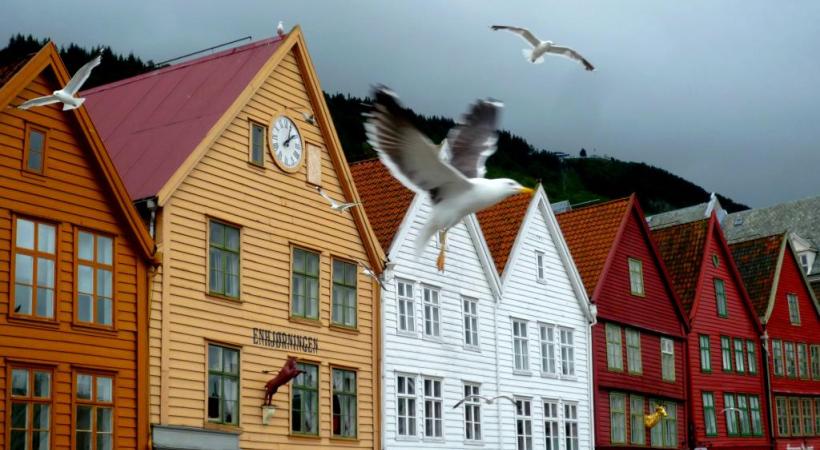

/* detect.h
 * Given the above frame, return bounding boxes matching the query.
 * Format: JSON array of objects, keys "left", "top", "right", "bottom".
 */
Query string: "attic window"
[
  {"left": 535, "top": 251, "right": 546, "bottom": 283},
  {"left": 24, "top": 124, "right": 47, "bottom": 174},
  {"left": 712, "top": 254, "right": 719, "bottom": 268},
  {"left": 249, "top": 121, "right": 265, "bottom": 166},
  {"left": 628, "top": 258, "right": 644, "bottom": 296}
]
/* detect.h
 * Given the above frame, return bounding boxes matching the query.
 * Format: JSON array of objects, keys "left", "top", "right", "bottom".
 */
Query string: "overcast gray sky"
[{"left": 4, "top": 0, "right": 819, "bottom": 207}]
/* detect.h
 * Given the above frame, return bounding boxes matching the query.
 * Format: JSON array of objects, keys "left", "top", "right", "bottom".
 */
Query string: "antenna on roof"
[{"left": 155, "top": 36, "right": 253, "bottom": 66}]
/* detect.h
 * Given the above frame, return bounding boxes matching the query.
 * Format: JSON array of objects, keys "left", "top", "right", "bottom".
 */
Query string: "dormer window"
[
  {"left": 799, "top": 251, "right": 814, "bottom": 275},
  {"left": 628, "top": 258, "right": 644, "bottom": 296},
  {"left": 24, "top": 124, "right": 47, "bottom": 174}
]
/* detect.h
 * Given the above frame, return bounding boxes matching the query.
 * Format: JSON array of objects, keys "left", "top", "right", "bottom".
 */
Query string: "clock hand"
[{"left": 284, "top": 133, "right": 296, "bottom": 146}]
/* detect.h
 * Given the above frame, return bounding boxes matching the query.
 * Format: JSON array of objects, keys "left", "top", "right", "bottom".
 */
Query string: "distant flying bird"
[
  {"left": 453, "top": 394, "right": 518, "bottom": 409},
  {"left": 490, "top": 25, "right": 594, "bottom": 71},
  {"left": 18, "top": 55, "right": 102, "bottom": 111},
  {"left": 357, "top": 260, "right": 383, "bottom": 288},
  {"left": 277, "top": 21, "right": 286, "bottom": 37},
  {"left": 296, "top": 109, "right": 317, "bottom": 126},
  {"left": 316, "top": 186, "right": 360, "bottom": 213},
  {"left": 365, "top": 86, "right": 533, "bottom": 272}
]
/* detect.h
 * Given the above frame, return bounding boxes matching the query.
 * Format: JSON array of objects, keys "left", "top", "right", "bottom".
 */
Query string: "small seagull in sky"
[
  {"left": 453, "top": 394, "right": 518, "bottom": 409},
  {"left": 277, "top": 21, "right": 286, "bottom": 37},
  {"left": 18, "top": 54, "right": 102, "bottom": 111},
  {"left": 491, "top": 25, "right": 594, "bottom": 71},
  {"left": 316, "top": 186, "right": 360, "bottom": 213},
  {"left": 356, "top": 260, "right": 383, "bottom": 288},
  {"left": 296, "top": 109, "right": 317, "bottom": 126},
  {"left": 365, "top": 86, "right": 533, "bottom": 272}
]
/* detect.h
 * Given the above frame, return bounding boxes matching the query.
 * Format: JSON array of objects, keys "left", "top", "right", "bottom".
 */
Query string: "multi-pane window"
[
  {"left": 423, "top": 378, "right": 443, "bottom": 439},
  {"left": 560, "top": 328, "right": 575, "bottom": 377},
  {"left": 606, "top": 323, "right": 623, "bottom": 371},
  {"left": 650, "top": 400, "right": 676, "bottom": 448},
  {"left": 797, "top": 343, "right": 809, "bottom": 379},
  {"left": 25, "top": 126, "right": 46, "bottom": 173},
  {"left": 789, "top": 398, "right": 801, "bottom": 436},
  {"left": 626, "top": 328, "right": 642, "bottom": 374},
  {"left": 250, "top": 121, "right": 265, "bottom": 165},
  {"left": 463, "top": 298, "right": 479, "bottom": 348},
  {"left": 630, "top": 395, "right": 645, "bottom": 445},
  {"left": 292, "top": 362, "right": 318, "bottom": 434},
  {"left": 699, "top": 335, "right": 711, "bottom": 372},
  {"left": 746, "top": 340, "right": 757, "bottom": 374},
  {"left": 565, "top": 402, "right": 579, "bottom": 450},
  {"left": 540, "top": 324, "right": 557, "bottom": 376},
  {"left": 75, "top": 373, "right": 114, "bottom": 450},
  {"left": 703, "top": 392, "right": 717, "bottom": 436},
  {"left": 397, "top": 375, "right": 417, "bottom": 437},
  {"left": 292, "top": 248, "right": 319, "bottom": 319},
  {"left": 543, "top": 400, "right": 559, "bottom": 450},
  {"left": 801, "top": 398, "right": 813, "bottom": 435},
  {"left": 77, "top": 231, "right": 114, "bottom": 325},
  {"left": 464, "top": 383, "right": 481, "bottom": 441},
  {"left": 733, "top": 338, "right": 745, "bottom": 374},
  {"left": 773, "top": 340, "right": 784, "bottom": 376},
  {"left": 721, "top": 336, "right": 732, "bottom": 372},
  {"left": 715, "top": 279, "right": 728, "bottom": 317},
  {"left": 785, "top": 342, "right": 797, "bottom": 378},
  {"left": 513, "top": 320, "right": 529, "bottom": 371},
  {"left": 610, "top": 393, "right": 626, "bottom": 444},
  {"left": 724, "top": 394, "right": 738, "bottom": 436},
  {"left": 397, "top": 280, "right": 415, "bottom": 333},
  {"left": 10, "top": 367, "right": 51, "bottom": 450},
  {"left": 332, "top": 369, "right": 357, "bottom": 438},
  {"left": 775, "top": 397, "right": 789, "bottom": 436},
  {"left": 423, "top": 286, "right": 441, "bottom": 338},
  {"left": 207, "top": 344, "right": 239, "bottom": 425},
  {"left": 736, "top": 395, "right": 751, "bottom": 435},
  {"left": 628, "top": 258, "right": 644, "bottom": 295},
  {"left": 751, "top": 396, "right": 764, "bottom": 436},
  {"left": 661, "top": 337, "right": 675, "bottom": 381},
  {"left": 811, "top": 345, "right": 820, "bottom": 380},
  {"left": 13, "top": 218, "right": 56, "bottom": 319},
  {"left": 815, "top": 398, "right": 820, "bottom": 435},
  {"left": 515, "top": 398, "right": 533, "bottom": 450},
  {"left": 787, "top": 294, "right": 800, "bottom": 324},
  {"left": 208, "top": 221, "right": 239, "bottom": 299},
  {"left": 332, "top": 259, "right": 357, "bottom": 327},
  {"left": 536, "top": 251, "right": 546, "bottom": 282}
]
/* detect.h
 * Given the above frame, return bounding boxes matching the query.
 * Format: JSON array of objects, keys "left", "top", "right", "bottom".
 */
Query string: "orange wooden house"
[{"left": 0, "top": 43, "right": 156, "bottom": 450}]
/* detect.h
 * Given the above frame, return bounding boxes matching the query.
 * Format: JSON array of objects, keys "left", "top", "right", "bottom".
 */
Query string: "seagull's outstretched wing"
[
  {"left": 488, "top": 395, "right": 518, "bottom": 406},
  {"left": 490, "top": 25, "right": 540, "bottom": 48},
  {"left": 64, "top": 55, "right": 102, "bottom": 95},
  {"left": 547, "top": 45, "right": 594, "bottom": 71},
  {"left": 445, "top": 99, "right": 501, "bottom": 179},
  {"left": 365, "top": 86, "right": 470, "bottom": 204},
  {"left": 317, "top": 187, "right": 339, "bottom": 207},
  {"left": 17, "top": 95, "right": 61, "bottom": 110}
]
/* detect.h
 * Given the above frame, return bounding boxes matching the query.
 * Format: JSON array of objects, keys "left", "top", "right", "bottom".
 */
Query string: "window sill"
[
  {"left": 72, "top": 321, "right": 117, "bottom": 335},
  {"left": 395, "top": 436, "right": 420, "bottom": 441},
  {"left": 289, "top": 316, "right": 322, "bottom": 327},
  {"left": 464, "top": 440, "right": 485, "bottom": 446},
  {"left": 206, "top": 292, "right": 242, "bottom": 303},
  {"left": 247, "top": 161, "right": 266, "bottom": 171},
  {"left": 329, "top": 324, "right": 359, "bottom": 334},
  {"left": 463, "top": 345, "right": 481, "bottom": 353},
  {"left": 536, "top": 279, "right": 547, "bottom": 285},
  {"left": 329, "top": 436, "right": 359, "bottom": 443},
  {"left": 203, "top": 421, "right": 242, "bottom": 433},
  {"left": 396, "top": 330, "right": 419, "bottom": 338},
  {"left": 7, "top": 314, "right": 59, "bottom": 329},
  {"left": 421, "top": 335, "right": 444, "bottom": 343},
  {"left": 513, "top": 370, "right": 532, "bottom": 377},
  {"left": 20, "top": 170, "right": 47, "bottom": 182},
  {"left": 289, "top": 432, "right": 320, "bottom": 439},
  {"left": 422, "top": 437, "right": 446, "bottom": 443}
]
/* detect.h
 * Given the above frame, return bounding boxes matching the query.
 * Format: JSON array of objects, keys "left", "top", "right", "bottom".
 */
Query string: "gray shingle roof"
[{"left": 647, "top": 194, "right": 726, "bottom": 230}]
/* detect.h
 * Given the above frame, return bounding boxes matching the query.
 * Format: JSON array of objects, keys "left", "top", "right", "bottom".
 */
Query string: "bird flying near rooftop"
[
  {"left": 491, "top": 25, "right": 594, "bottom": 71},
  {"left": 18, "top": 54, "right": 102, "bottom": 111}
]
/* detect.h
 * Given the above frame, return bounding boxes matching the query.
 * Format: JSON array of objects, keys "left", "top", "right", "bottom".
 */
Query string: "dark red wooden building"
[
  {"left": 558, "top": 195, "right": 690, "bottom": 450},
  {"left": 653, "top": 214, "right": 770, "bottom": 450},
  {"left": 730, "top": 233, "right": 820, "bottom": 450}
]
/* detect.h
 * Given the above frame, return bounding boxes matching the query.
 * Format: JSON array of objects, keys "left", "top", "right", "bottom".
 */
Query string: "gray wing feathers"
[
  {"left": 64, "top": 55, "right": 102, "bottom": 95},
  {"left": 446, "top": 99, "right": 501, "bottom": 178},
  {"left": 491, "top": 25, "right": 541, "bottom": 47},
  {"left": 17, "top": 95, "right": 60, "bottom": 110},
  {"left": 548, "top": 45, "right": 595, "bottom": 71}
]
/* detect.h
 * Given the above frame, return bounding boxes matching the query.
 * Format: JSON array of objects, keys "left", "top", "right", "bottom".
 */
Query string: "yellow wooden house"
[{"left": 83, "top": 26, "right": 384, "bottom": 450}]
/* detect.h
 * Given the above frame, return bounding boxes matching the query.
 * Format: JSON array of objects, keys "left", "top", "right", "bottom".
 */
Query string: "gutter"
[{"left": 761, "top": 330, "right": 777, "bottom": 450}]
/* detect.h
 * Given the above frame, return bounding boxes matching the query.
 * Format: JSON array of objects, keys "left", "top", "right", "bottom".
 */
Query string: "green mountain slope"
[{"left": 2, "top": 34, "right": 748, "bottom": 214}]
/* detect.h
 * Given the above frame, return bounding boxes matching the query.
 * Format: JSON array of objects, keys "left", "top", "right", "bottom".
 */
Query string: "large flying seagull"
[
  {"left": 491, "top": 25, "right": 595, "bottom": 71},
  {"left": 18, "top": 55, "right": 102, "bottom": 111}
]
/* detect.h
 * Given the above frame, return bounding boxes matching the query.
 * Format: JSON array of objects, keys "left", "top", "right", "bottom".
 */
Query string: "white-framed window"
[
  {"left": 543, "top": 400, "right": 559, "bottom": 450},
  {"left": 610, "top": 392, "right": 626, "bottom": 444},
  {"left": 397, "top": 280, "right": 416, "bottom": 333},
  {"left": 423, "top": 286, "right": 440, "bottom": 338},
  {"left": 512, "top": 319, "right": 529, "bottom": 371},
  {"left": 560, "top": 328, "right": 575, "bottom": 377},
  {"left": 423, "top": 377, "right": 443, "bottom": 439},
  {"left": 661, "top": 337, "right": 675, "bottom": 381},
  {"left": 628, "top": 258, "right": 644, "bottom": 295},
  {"left": 606, "top": 323, "right": 623, "bottom": 371},
  {"left": 536, "top": 251, "right": 546, "bottom": 282},
  {"left": 540, "top": 324, "right": 557, "bottom": 376},
  {"left": 396, "top": 374, "right": 417, "bottom": 437},
  {"left": 565, "top": 402, "right": 579, "bottom": 450},
  {"left": 463, "top": 297, "right": 479, "bottom": 348},
  {"left": 463, "top": 383, "right": 481, "bottom": 442},
  {"left": 626, "top": 328, "right": 642, "bottom": 374},
  {"left": 515, "top": 398, "right": 533, "bottom": 450},
  {"left": 787, "top": 294, "right": 801, "bottom": 325}
]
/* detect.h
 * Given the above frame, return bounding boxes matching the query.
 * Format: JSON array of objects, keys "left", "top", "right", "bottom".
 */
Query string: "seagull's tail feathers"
[
  {"left": 413, "top": 221, "right": 438, "bottom": 258},
  {"left": 63, "top": 98, "right": 85, "bottom": 111},
  {"left": 521, "top": 48, "right": 545, "bottom": 64}
]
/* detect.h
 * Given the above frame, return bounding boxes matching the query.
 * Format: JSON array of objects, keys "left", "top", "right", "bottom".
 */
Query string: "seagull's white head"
[{"left": 488, "top": 178, "right": 535, "bottom": 200}]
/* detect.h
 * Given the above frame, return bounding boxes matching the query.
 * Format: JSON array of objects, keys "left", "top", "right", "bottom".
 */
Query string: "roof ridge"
[
  {"left": 557, "top": 196, "right": 631, "bottom": 215},
  {"left": 82, "top": 36, "right": 285, "bottom": 96},
  {"left": 349, "top": 157, "right": 380, "bottom": 166},
  {"left": 651, "top": 216, "right": 710, "bottom": 231}
]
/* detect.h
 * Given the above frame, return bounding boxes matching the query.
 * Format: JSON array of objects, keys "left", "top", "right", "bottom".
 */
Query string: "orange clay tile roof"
[
  {"left": 729, "top": 233, "right": 785, "bottom": 317},
  {"left": 476, "top": 192, "right": 534, "bottom": 274},
  {"left": 349, "top": 159, "right": 415, "bottom": 252},
  {"left": 651, "top": 219, "right": 710, "bottom": 314},
  {"left": 555, "top": 197, "right": 632, "bottom": 296}
]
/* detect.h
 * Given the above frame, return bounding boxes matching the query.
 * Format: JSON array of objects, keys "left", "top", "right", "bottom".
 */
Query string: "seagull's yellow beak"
[{"left": 518, "top": 186, "right": 535, "bottom": 195}]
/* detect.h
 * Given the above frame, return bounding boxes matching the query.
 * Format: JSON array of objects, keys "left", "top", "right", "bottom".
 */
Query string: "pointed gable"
[
  {"left": 350, "top": 159, "right": 414, "bottom": 252},
  {"left": 652, "top": 219, "right": 709, "bottom": 314},
  {"left": 729, "top": 233, "right": 785, "bottom": 318},
  {"left": 476, "top": 192, "right": 533, "bottom": 274}
]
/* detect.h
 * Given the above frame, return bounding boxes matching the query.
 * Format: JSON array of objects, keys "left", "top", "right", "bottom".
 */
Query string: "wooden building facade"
[
  {"left": 557, "top": 196, "right": 690, "bottom": 450},
  {"left": 0, "top": 43, "right": 156, "bottom": 450},
  {"left": 83, "top": 28, "right": 384, "bottom": 450}
]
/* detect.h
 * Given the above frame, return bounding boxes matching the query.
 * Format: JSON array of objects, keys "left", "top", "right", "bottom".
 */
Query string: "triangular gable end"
[
  {"left": 0, "top": 42, "right": 155, "bottom": 262},
  {"left": 775, "top": 237, "right": 820, "bottom": 321}
]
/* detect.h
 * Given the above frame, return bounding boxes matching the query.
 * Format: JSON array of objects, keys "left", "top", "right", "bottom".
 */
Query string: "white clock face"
[{"left": 271, "top": 116, "right": 303, "bottom": 170}]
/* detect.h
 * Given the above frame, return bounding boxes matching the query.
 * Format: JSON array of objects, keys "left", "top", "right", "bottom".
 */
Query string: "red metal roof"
[
  {"left": 82, "top": 37, "right": 285, "bottom": 200},
  {"left": 652, "top": 219, "right": 710, "bottom": 314},
  {"left": 555, "top": 197, "right": 631, "bottom": 295},
  {"left": 729, "top": 233, "right": 785, "bottom": 317},
  {"left": 349, "top": 159, "right": 416, "bottom": 252},
  {"left": 476, "top": 192, "right": 533, "bottom": 274}
]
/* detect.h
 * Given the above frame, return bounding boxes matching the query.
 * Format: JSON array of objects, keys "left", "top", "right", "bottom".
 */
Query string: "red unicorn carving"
[{"left": 263, "top": 356, "right": 305, "bottom": 406}]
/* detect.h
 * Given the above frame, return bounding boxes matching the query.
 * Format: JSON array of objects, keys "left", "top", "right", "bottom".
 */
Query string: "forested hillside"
[{"left": 1, "top": 34, "right": 748, "bottom": 213}]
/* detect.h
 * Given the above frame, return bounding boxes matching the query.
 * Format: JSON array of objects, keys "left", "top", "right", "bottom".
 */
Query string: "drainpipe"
[
  {"left": 587, "top": 304, "right": 597, "bottom": 450},
  {"left": 146, "top": 198, "right": 158, "bottom": 238},
  {"left": 493, "top": 295, "right": 503, "bottom": 450},
  {"left": 761, "top": 330, "right": 776, "bottom": 450}
]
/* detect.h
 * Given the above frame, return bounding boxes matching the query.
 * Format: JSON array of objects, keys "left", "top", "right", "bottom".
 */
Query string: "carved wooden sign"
[{"left": 252, "top": 327, "right": 319, "bottom": 353}]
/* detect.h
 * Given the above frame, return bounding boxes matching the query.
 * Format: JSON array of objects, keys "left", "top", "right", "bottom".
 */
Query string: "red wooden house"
[
  {"left": 653, "top": 214, "right": 770, "bottom": 450},
  {"left": 730, "top": 233, "right": 820, "bottom": 450},
  {"left": 557, "top": 195, "right": 690, "bottom": 450}
]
